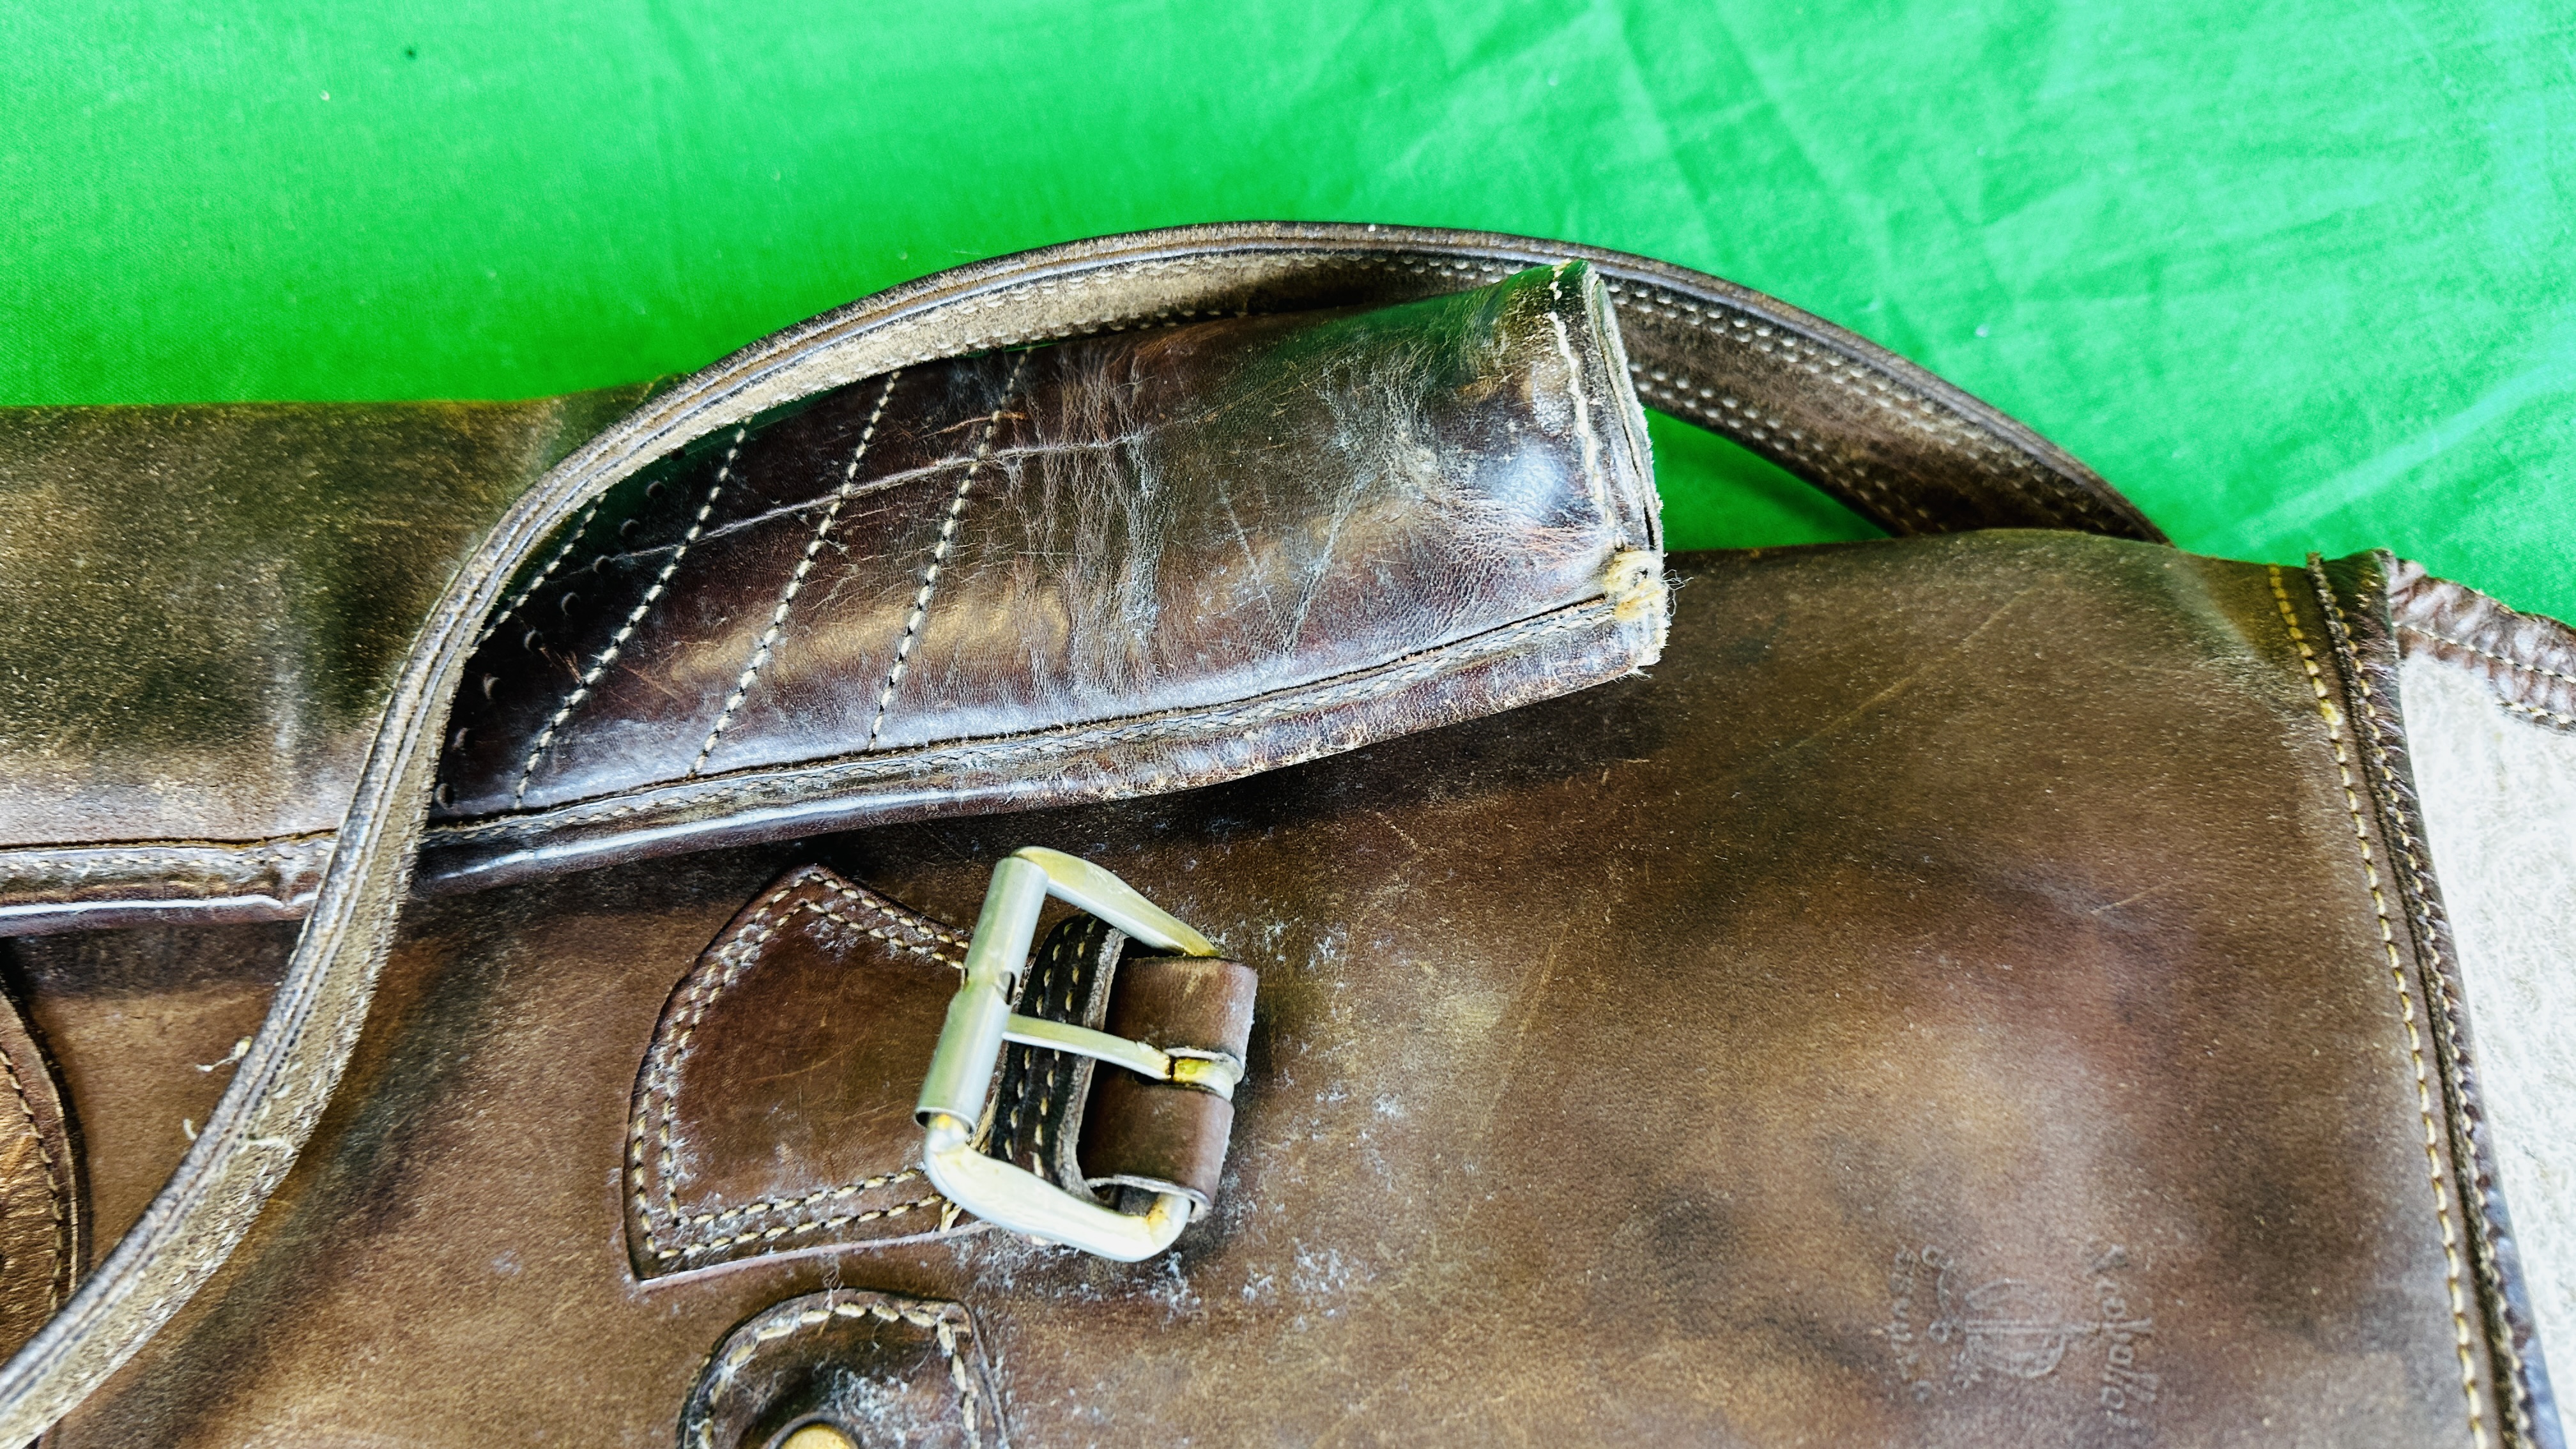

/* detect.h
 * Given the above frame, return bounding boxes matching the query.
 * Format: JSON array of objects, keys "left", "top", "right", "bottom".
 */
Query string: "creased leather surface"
[
  {"left": 0, "top": 389, "right": 654, "bottom": 929},
  {"left": 422, "top": 261, "right": 1663, "bottom": 893},
  {"left": 677, "top": 1289, "right": 1004, "bottom": 1449},
  {"left": 33, "top": 532, "right": 2534, "bottom": 1448},
  {"left": 0, "top": 224, "right": 2162, "bottom": 937}
]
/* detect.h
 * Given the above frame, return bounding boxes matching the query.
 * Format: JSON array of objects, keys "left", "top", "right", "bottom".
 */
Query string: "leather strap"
[{"left": 0, "top": 222, "right": 2165, "bottom": 1438}]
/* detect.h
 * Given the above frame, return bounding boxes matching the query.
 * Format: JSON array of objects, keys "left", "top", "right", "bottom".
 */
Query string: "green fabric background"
[{"left": 6, "top": 3, "right": 2570, "bottom": 617}]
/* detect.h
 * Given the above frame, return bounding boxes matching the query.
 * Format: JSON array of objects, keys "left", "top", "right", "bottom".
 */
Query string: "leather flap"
[{"left": 625, "top": 862, "right": 1254, "bottom": 1280}]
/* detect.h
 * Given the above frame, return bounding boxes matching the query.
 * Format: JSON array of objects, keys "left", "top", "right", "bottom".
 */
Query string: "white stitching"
[
  {"left": 628, "top": 866, "right": 965, "bottom": 1262},
  {"left": 865, "top": 355, "right": 1026, "bottom": 751},
  {"left": 694, "top": 1294, "right": 986, "bottom": 1449},
  {"left": 689, "top": 373, "right": 907, "bottom": 777},
  {"left": 513, "top": 427, "right": 744, "bottom": 805},
  {"left": 2270, "top": 565, "right": 2488, "bottom": 1449},
  {"left": 2398, "top": 623, "right": 2576, "bottom": 689},
  {"left": 436, "top": 598, "right": 1614, "bottom": 844},
  {"left": 473, "top": 501, "right": 599, "bottom": 648}
]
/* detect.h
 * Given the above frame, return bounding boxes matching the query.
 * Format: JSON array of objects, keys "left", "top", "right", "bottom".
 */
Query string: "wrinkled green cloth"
[{"left": 5, "top": 3, "right": 2568, "bottom": 617}]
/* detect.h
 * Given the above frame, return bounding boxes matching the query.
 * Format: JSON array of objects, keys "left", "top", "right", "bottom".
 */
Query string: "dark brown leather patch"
[
  {"left": 628, "top": 863, "right": 1255, "bottom": 1279},
  {"left": 625, "top": 866, "right": 968, "bottom": 1278}
]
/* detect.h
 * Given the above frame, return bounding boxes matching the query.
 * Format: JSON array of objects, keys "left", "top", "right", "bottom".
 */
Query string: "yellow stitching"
[
  {"left": 2271, "top": 565, "right": 2488, "bottom": 1449},
  {"left": 2322, "top": 571, "right": 2534, "bottom": 1445},
  {"left": 0, "top": 1043, "right": 69, "bottom": 1312},
  {"left": 938, "top": 1311, "right": 984, "bottom": 1449}
]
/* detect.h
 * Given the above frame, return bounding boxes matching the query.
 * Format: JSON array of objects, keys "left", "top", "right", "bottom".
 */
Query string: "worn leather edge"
[
  {"left": 0, "top": 222, "right": 2138, "bottom": 1438},
  {"left": 2312, "top": 552, "right": 2563, "bottom": 1449},
  {"left": 2389, "top": 558, "right": 2576, "bottom": 732},
  {"left": 678, "top": 1290, "right": 1006, "bottom": 1449},
  {"left": 0, "top": 972, "right": 84, "bottom": 1353},
  {"left": 418, "top": 594, "right": 1643, "bottom": 893},
  {"left": 1, "top": 224, "right": 2151, "bottom": 933},
  {"left": 0, "top": 838, "right": 333, "bottom": 937}
]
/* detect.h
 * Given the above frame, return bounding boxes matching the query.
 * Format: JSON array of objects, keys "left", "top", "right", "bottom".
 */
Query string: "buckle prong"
[{"left": 914, "top": 847, "right": 1223, "bottom": 1261}]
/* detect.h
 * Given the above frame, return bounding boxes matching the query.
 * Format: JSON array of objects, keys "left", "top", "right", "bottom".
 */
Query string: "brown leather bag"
[{"left": 0, "top": 224, "right": 2567, "bottom": 1447}]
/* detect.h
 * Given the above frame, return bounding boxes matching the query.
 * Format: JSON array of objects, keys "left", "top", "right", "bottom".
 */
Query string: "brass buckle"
[{"left": 914, "top": 847, "right": 1228, "bottom": 1262}]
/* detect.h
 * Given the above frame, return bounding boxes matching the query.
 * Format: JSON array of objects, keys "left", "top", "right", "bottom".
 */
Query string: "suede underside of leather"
[{"left": 15, "top": 532, "right": 2497, "bottom": 1445}]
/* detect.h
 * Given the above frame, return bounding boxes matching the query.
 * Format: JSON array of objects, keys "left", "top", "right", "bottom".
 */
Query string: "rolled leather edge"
[{"left": 2314, "top": 551, "right": 2564, "bottom": 1447}]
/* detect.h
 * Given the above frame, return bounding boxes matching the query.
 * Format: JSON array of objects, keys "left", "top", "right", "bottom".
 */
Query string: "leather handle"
[{"left": 0, "top": 222, "right": 2163, "bottom": 1439}]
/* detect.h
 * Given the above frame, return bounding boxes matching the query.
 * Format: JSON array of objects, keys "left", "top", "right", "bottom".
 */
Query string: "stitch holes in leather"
[{"left": 625, "top": 864, "right": 972, "bottom": 1278}]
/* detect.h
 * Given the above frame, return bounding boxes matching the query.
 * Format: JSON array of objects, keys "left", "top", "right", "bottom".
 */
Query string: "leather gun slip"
[{"left": 1, "top": 224, "right": 2571, "bottom": 1448}]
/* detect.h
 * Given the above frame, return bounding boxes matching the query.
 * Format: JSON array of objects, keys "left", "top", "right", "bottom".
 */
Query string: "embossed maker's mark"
[{"left": 1883, "top": 1243, "right": 2158, "bottom": 1434}]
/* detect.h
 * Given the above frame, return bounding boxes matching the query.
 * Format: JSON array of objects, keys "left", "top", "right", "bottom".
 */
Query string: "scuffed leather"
[
  {"left": 622, "top": 863, "right": 1254, "bottom": 1280},
  {"left": 0, "top": 981, "right": 79, "bottom": 1362},
  {"left": 677, "top": 1289, "right": 1004, "bottom": 1449},
  {"left": 0, "top": 390, "right": 655, "bottom": 931},
  {"left": 422, "top": 261, "right": 1664, "bottom": 893},
  {"left": 2390, "top": 558, "right": 2576, "bottom": 731},
  {"left": 0, "top": 222, "right": 2163, "bottom": 937},
  {"left": 26, "top": 532, "right": 2542, "bottom": 1447}
]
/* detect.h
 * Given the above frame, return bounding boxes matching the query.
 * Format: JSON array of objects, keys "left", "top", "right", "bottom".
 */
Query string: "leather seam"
[
  {"left": 694, "top": 1294, "right": 985, "bottom": 1449},
  {"left": 433, "top": 597, "right": 1616, "bottom": 844},
  {"left": 864, "top": 356, "right": 1025, "bottom": 751},
  {"left": 689, "top": 371, "right": 907, "bottom": 778},
  {"left": 0, "top": 1044, "right": 68, "bottom": 1313},
  {"left": 2269, "top": 564, "right": 2488, "bottom": 1449},
  {"left": 2317, "top": 562, "right": 2533, "bottom": 1446},
  {"left": 2400, "top": 623, "right": 2576, "bottom": 687},
  {"left": 2498, "top": 698, "right": 2576, "bottom": 730},
  {"left": 512, "top": 426, "right": 746, "bottom": 805},
  {"left": 1608, "top": 280, "right": 2098, "bottom": 533},
  {"left": 629, "top": 868, "right": 960, "bottom": 1263},
  {"left": 0, "top": 834, "right": 335, "bottom": 862}
]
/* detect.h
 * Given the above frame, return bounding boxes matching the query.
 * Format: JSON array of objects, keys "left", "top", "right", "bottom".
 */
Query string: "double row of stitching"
[
  {"left": 512, "top": 428, "right": 748, "bottom": 805},
  {"left": 1605, "top": 275, "right": 2108, "bottom": 534},
  {"left": 864, "top": 355, "right": 1027, "bottom": 751},
  {"left": 2315, "top": 565, "right": 2533, "bottom": 1446},
  {"left": 2271, "top": 565, "right": 2490, "bottom": 1449},
  {"left": 693, "top": 1295, "right": 985, "bottom": 1449},
  {"left": 627, "top": 868, "right": 962, "bottom": 1262}
]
